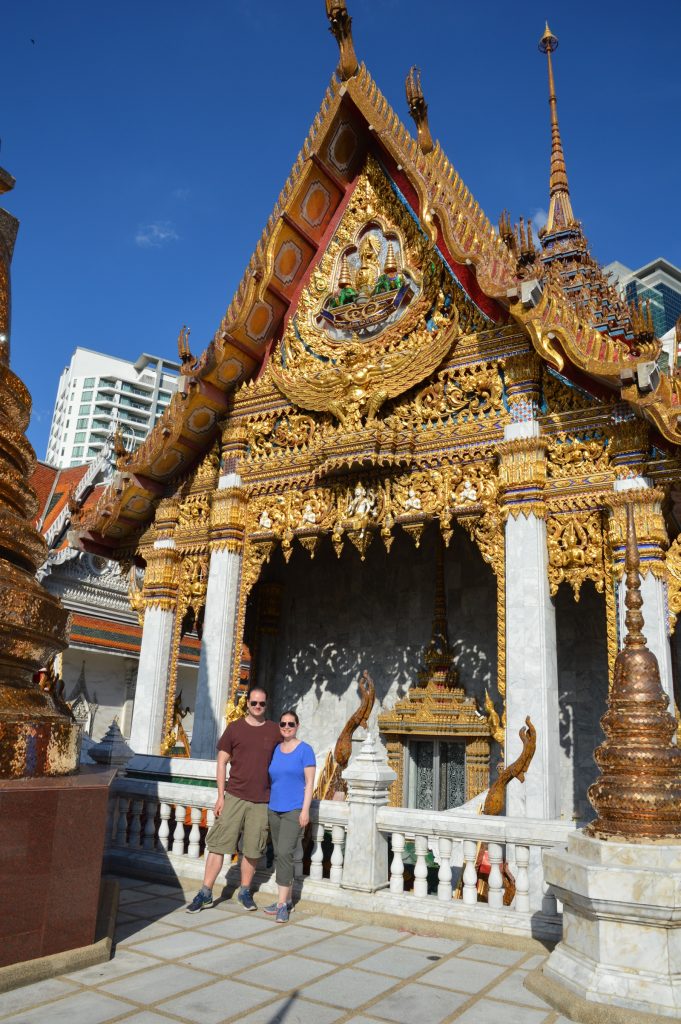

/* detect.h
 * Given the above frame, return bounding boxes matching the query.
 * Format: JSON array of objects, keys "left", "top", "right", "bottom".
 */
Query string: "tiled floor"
[{"left": 1, "top": 877, "right": 573, "bottom": 1024}]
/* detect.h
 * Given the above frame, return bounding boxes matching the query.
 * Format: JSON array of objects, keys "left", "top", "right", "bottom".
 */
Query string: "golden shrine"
[{"left": 72, "top": 4, "right": 681, "bottom": 822}]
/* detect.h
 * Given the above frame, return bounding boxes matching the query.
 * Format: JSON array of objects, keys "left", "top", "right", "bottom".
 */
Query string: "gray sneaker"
[
  {"left": 275, "top": 903, "right": 289, "bottom": 924},
  {"left": 186, "top": 890, "right": 213, "bottom": 913},
  {"left": 237, "top": 886, "right": 257, "bottom": 911},
  {"left": 263, "top": 900, "right": 293, "bottom": 916}
]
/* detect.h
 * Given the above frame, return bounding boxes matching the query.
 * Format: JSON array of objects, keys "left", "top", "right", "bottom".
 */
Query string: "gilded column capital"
[
  {"left": 608, "top": 411, "right": 650, "bottom": 479},
  {"left": 210, "top": 484, "right": 247, "bottom": 553},
  {"left": 142, "top": 543, "right": 180, "bottom": 610},
  {"left": 220, "top": 419, "right": 249, "bottom": 474},
  {"left": 605, "top": 484, "right": 667, "bottom": 580},
  {"left": 154, "top": 497, "right": 181, "bottom": 542},
  {"left": 497, "top": 434, "right": 550, "bottom": 519},
  {"left": 503, "top": 350, "right": 542, "bottom": 423}
]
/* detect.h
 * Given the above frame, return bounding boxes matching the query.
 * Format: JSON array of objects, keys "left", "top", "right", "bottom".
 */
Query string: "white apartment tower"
[{"left": 46, "top": 348, "right": 180, "bottom": 468}]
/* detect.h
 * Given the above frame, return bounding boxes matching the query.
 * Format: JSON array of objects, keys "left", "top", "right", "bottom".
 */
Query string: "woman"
[{"left": 264, "top": 710, "right": 315, "bottom": 923}]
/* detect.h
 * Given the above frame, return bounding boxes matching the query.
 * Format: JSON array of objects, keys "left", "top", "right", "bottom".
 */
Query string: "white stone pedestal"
[
  {"left": 340, "top": 732, "right": 396, "bottom": 892},
  {"left": 537, "top": 831, "right": 681, "bottom": 1019}
]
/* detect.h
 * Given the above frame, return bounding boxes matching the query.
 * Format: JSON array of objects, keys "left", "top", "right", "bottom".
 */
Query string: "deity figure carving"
[
  {"left": 347, "top": 483, "right": 377, "bottom": 520},
  {"left": 459, "top": 477, "right": 479, "bottom": 503},
  {"left": 259, "top": 509, "right": 273, "bottom": 530},
  {"left": 355, "top": 235, "right": 382, "bottom": 297},
  {"left": 402, "top": 488, "right": 422, "bottom": 512},
  {"left": 302, "top": 501, "right": 317, "bottom": 525}
]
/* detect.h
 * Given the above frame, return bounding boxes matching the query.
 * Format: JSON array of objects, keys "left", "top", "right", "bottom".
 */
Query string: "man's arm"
[{"left": 214, "top": 749, "right": 231, "bottom": 817}]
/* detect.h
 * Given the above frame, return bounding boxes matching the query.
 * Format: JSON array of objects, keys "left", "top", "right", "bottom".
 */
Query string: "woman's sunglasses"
[{"left": 279, "top": 720, "right": 296, "bottom": 728}]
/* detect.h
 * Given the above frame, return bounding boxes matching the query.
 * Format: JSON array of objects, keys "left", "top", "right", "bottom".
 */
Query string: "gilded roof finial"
[
  {"left": 405, "top": 66, "right": 434, "bottom": 156},
  {"left": 586, "top": 503, "right": 681, "bottom": 840},
  {"left": 538, "top": 23, "right": 575, "bottom": 233},
  {"left": 177, "top": 324, "right": 194, "bottom": 370},
  {"left": 326, "top": 1, "right": 359, "bottom": 81},
  {"left": 384, "top": 240, "right": 398, "bottom": 275},
  {"left": 338, "top": 251, "right": 353, "bottom": 288}
]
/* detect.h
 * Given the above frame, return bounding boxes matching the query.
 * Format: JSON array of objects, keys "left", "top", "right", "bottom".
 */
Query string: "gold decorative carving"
[
  {"left": 141, "top": 545, "right": 179, "bottom": 611},
  {"left": 666, "top": 535, "right": 681, "bottom": 633},
  {"left": 497, "top": 435, "right": 549, "bottom": 519},
  {"left": 483, "top": 716, "right": 536, "bottom": 816},
  {"left": 546, "top": 511, "right": 604, "bottom": 600},
  {"left": 211, "top": 485, "right": 246, "bottom": 552},
  {"left": 224, "top": 691, "right": 247, "bottom": 725},
  {"left": 325, "top": 0, "right": 358, "bottom": 81},
  {"left": 314, "top": 670, "right": 376, "bottom": 800},
  {"left": 161, "top": 690, "right": 191, "bottom": 757},
  {"left": 586, "top": 505, "right": 681, "bottom": 841},
  {"left": 546, "top": 433, "right": 608, "bottom": 479},
  {"left": 606, "top": 487, "right": 667, "bottom": 581}
]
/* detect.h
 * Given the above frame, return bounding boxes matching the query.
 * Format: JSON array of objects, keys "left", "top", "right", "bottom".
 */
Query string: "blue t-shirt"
[{"left": 268, "top": 741, "right": 316, "bottom": 812}]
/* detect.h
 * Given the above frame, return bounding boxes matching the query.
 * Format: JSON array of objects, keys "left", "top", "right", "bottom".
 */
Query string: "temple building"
[{"left": 73, "top": 7, "right": 681, "bottom": 825}]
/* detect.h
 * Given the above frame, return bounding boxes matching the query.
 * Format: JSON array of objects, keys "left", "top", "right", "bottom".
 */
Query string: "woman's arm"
[{"left": 299, "top": 764, "right": 315, "bottom": 827}]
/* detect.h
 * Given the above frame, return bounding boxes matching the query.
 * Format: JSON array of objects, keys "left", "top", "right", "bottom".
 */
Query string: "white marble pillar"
[
  {"left": 341, "top": 732, "right": 396, "bottom": 892},
  {"left": 190, "top": 472, "right": 244, "bottom": 759},
  {"left": 614, "top": 477, "right": 674, "bottom": 704},
  {"left": 503, "top": 421, "right": 561, "bottom": 820},
  {"left": 129, "top": 604, "right": 175, "bottom": 754}
]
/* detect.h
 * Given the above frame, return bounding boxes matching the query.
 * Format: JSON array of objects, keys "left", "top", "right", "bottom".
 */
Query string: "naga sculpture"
[
  {"left": 483, "top": 715, "right": 536, "bottom": 816},
  {"left": 314, "top": 669, "right": 376, "bottom": 800}
]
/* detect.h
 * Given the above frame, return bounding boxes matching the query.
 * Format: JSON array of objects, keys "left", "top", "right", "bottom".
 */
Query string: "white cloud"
[
  {"left": 531, "top": 208, "right": 548, "bottom": 245},
  {"left": 135, "top": 221, "right": 179, "bottom": 249}
]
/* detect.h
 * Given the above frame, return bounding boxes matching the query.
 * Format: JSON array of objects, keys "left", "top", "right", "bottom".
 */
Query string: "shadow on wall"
[
  {"left": 252, "top": 522, "right": 498, "bottom": 744},
  {"left": 555, "top": 578, "right": 609, "bottom": 824}
]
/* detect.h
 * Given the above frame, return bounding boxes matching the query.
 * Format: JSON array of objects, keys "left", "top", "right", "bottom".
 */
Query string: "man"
[{"left": 186, "top": 685, "right": 280, "bottom": 912}]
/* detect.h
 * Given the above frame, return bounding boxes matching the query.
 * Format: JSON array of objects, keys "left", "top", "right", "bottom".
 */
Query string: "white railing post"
[
  {"left": 413, "top": 834, "right": 429, "bottom": 898},
  {"left": 462, "top": 839, "right": 478, "bottom": 906},
  {"left": 437, "top": 836, "right": 453, "bottom": 902},
  {"left": 340, "top": 732, "right": 396, "bottom": 892},
  {"left": 514, "top": 844, "right": 530, "bottom": 913},
  {"left": 309, "top": 822, "right": 325, "bottom": 881},
  {"left": 172, "top": 805, "right": 186, "bottom": 856},
  {"left": 143, "top": 800, "right": 158, "bottom": 850},
  {"left": 188, "top": 806, "right": 202, "bottom": 858},
  {"left": 330, "top": 824, "right": 345, "bottom": 885},
  {"left": 390, "top": 832, "right": 405, "bottom": 895},
  {"left": 487, "top": 842, "right": 504, "bottom": 909},
  {"left": 158, "top": 802, "right": 171, "bottom": 851}
]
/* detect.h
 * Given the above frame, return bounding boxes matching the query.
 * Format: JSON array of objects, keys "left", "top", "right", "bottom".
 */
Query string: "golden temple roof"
[{"left": 73, "top": 7, "right": 681, "bottom": 554}]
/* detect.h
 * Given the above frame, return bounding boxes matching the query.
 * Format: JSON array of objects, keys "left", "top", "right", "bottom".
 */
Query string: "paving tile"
[
  {"left": 195, "top": 914, "right": 275, "bottom": 940},
  {"left": 100, "top": 962, "right": 212, "bottom": 1002},
  {"left": 159, "top": 908, "right": 228, "bottom": 929},
  {"left": 131, "top": 928, "right": 224, "bottom": 959},
  {"left": 294, "top": 915, "right": 353, "bottom": 933},
  {"left": 302, "top": 967, "right": 397, "bottom": 1009},
  {"left": 519, "top": 952, "right": 548, "bottom": 970},
  {"left": 425, "top": 956, "right": 506, "bottom": 994},
  {"left": 250, "top": 924, "right": 326, "bottom": 952},
  {"left": 114, "top": 920, "right": 178, "bottom": 946},
  {"left": 109, "top": 877, "right": 148, "bottom": 889},
  {"left": 459, "top": 943, "right": 527, "bottom": 966},
  {"left": 453, "top": 998, "right": 551, "bottom": 1024},
  {"left": 358, "top": 946, "right": 439, "bottom": 979},
  {"left": 237, "top": 952, "right": 335, "bottom": 989},
  {"left": 236, "top": 995, "right": 345, "bottom": 1024},
  {"left": 305, "top": 934, "right": 383, "bottom": 965},
  {"left": 159, "top": 977, "right": 273, "bottom": 1023},
  {"left": 177, "top": 944, "right": 279, "bottom": 974},
  {"left": 485, "top": 971, "right": 552, "bottom": 1008},
  {"left": 345, "top": 924, "right": 408, "bottom": 943},
  {"left": 64, "top": 948, "right": 159, "bottom": 985},
  {"left": 0, "top": 990, "right": 134, "bottom": 1024},
  {"left": 120, "top": 896, "right": 188, "bottom": 919},
  {"left": 366, "top": 981, "right": 467, "bottom": 1024},
  {"left": 118, "top": 889, "right": 156, "bottom": 905},
  {"left": 343, "top": 1019, "right": 384, "bottom": 1024},
  {"left": 106, "top": 1015, "right": 177, "bottom": 1024},
  {"left": 138, "top": 883, "right": 185, "bottom": 897},
  {"left": 398, "top": 934, "right": 465, "bottom": 956},
  {"left": 0, "top": 978, "right": 77, "bottom": 1018}
]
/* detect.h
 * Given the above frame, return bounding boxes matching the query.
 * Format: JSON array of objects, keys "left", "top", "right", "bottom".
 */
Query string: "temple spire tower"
[{"left": 538, "top": 23, "right": 575, "bottom": 235}]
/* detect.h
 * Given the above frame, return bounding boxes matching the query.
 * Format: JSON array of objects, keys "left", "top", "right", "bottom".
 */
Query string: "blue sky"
[{"left": 2, "top": 1, "right": 680, "bottom": 460}]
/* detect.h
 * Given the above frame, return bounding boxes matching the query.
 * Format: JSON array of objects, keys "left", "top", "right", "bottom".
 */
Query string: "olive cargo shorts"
[{"left": 205, "top": 793, "right": 269, "bottom": 860}]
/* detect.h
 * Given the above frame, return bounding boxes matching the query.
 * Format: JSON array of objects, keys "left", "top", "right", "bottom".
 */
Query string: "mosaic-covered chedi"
[{"left": 0, "top": 167, "right": 79, "bottom": 778}]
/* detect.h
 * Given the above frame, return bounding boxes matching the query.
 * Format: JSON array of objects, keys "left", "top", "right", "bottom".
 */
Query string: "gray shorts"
[{"left": 205, "top": 794, "right": 269, "bottom": 860}]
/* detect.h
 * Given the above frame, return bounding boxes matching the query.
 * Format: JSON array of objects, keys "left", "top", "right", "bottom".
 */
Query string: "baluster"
[
  {"left": 128, "top": 799, "right": 143, "bottom": 847},
  {"left": 188, "top": 806, "right": 202, "bottom": 858},
  {"left": 437, "top": 836, "right": 453, "bottom": 902},
  {"left": 158, "top": 802, "right": 171, "bottom": 851},
  {"left": 390, "top": 832, "right": 405, "bottom": 895},
  {"left": 293, "top": 833, "right": 304, "bottom": 880},
  {"left": 487, "top": 842, "right": 504, "bottom": 909},
  {"left": 514, "top": 844, "right": 530, "bottom": 913},
  {"left": 142, "top": 799, "right": 158, "bottom": 850},
  {"left": 309, "top": 822, "right": 325, "bottom": 881},
  {"left": 413, "top": 834, "right": 429, "bottom": 898},
  {"left": 115, "top": 796, "right": 130, "bottom": 846},
  {"left": 462, "top": 839, "right": 478, "bottom": 906},
  {"left": 329, "top": 824, "right": 345, "bottom": 885},
  {"left": 172, "top": 804, "right": 186, "bottom": 856}
]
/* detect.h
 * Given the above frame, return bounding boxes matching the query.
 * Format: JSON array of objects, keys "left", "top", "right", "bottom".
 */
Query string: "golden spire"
[
  {"left": 538, "top": 23, "right": 575, "bottom": 233},
  {"left": 586, "top": 504, "right": 681, "bottom": 840},
  {"left": 338, "top": 251, "right": 353, "bottom": 288},
  {"left": 326, "top": 1, "right": 358, "bottom": 81},
  {"left": 383, "top": 240, "right": 398, "bottom": 275},
  {"left": 405, "top": 66, "right": 434, "bottom": 156}
]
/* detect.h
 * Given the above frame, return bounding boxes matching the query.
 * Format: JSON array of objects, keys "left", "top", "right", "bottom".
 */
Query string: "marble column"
[
  {"left": 341, "top": 732, "right": 396, "bottom": 892},
  {"left": 190, "top": 471, "right": 245, "bottom": 759},
  {"left": 501, "top": 421, "right": 561, "bottom": 820},
  {"left": 612, "top": 477, "right": 674, "bottom": 704}
]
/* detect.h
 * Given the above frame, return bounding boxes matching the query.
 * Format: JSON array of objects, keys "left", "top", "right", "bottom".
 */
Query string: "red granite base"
[{"left": 0, "top": 767, "right": 116, "bottom": 967}]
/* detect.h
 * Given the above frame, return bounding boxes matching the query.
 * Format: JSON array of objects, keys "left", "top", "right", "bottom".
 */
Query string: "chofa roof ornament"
[
  {"left": 405, "top": 66, "right": 433, "bottom": 156},
  {"left": 326, "top": 0, "right": 359, "bottom": 81}
]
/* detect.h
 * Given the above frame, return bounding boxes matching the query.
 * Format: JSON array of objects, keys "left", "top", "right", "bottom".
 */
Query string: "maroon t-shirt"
[{"left": 217, "top": 718, "right": 280, "bottom": 803}]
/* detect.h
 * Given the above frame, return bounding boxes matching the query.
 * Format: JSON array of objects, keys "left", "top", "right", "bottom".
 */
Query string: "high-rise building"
[
  {"left": 45, "top": 347, "right": 180, "bottom": 468},
  {"left": 605, "top": 258, "right": 681, "bottom": 339}
]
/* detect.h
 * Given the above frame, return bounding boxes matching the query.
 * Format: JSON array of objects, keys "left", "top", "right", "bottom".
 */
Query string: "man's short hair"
[{"left": 246, "top": 685, "right": 268, "bottom": 702}]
